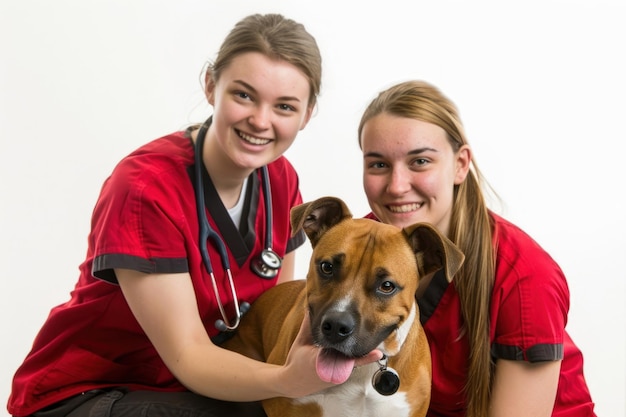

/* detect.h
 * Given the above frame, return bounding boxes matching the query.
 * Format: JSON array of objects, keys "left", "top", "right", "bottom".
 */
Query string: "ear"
[
  {"left": 298, "top": 104, "right": 315, "bottom": 131},
  {"left": 454, "top": 145, "right": 472, "bottom": 185},
  {"left": 290, "top": 197, "right": 353, "bottom": 247},
  {"left": 205, "top": 69, "right": 216, "bottom": 105},
  {"left": 403, "top": 223, "right": 465, "bottom": 282}
]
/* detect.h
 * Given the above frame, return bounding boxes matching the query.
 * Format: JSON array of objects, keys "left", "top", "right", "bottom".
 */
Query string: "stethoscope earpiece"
[
  {"left": 214, "top": 301, "right": 251, "bottom": 332},
  {"left": 240, "top": 301, "right": 251, "bottom": 315}
]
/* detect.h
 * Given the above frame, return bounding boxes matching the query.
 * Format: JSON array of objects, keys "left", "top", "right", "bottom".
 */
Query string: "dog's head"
[{"left": 291, "top": 196, "right": 464, "bottom": 362}]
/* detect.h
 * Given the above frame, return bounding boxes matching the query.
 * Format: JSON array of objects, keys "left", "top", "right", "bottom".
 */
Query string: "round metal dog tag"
[{"left": 372, "top": 367, "right": 400, "bottom": 396}]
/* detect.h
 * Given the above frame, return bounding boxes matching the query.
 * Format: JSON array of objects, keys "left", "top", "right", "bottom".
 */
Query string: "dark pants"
[{"left": 29, "top": 390, "right": 267, "bottom": 417}]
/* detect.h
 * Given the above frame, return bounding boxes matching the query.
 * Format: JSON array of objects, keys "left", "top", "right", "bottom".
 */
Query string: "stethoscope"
[{"left": 194, "top": 117, "right": 282, "bottom": 332}]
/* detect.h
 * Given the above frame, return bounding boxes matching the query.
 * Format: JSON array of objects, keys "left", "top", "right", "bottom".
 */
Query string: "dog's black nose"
[{"left": 321, "top": 311, "right": 355, "bottom": 343}]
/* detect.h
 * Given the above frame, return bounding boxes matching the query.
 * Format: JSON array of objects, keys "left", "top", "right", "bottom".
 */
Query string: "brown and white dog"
[{"left": 223, "top": 196, "right": 464, "bottom": 417}]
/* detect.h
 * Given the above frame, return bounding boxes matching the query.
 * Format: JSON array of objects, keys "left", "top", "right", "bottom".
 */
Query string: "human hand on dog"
[{"left": 281, "top": 311, "right": 383, "bottom": 397}]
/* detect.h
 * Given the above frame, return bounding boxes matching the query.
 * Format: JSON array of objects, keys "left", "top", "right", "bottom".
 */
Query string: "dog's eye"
[
  {"left": 319, "top": 261, "right": 334, "bottom": 276},
  {"left": 378, "top": 281, "right": 397, "bottom": 295}
]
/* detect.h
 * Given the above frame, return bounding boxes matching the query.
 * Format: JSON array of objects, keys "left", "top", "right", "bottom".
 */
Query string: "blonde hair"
[
  {"left": 358, "top": 80, "right": 496, "bottom": 417},
  {"left": 210, "top": 13, "right": 322, "bottom": 108}
]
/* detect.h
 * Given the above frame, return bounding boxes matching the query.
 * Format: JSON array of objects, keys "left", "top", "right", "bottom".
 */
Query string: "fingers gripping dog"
[{"left": 223, "top": 196, "right": 464, "bottom": 417}]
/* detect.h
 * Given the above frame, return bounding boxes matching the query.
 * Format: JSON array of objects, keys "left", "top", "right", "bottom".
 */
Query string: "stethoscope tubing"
[{"left": 193, "top": 117, "right": 279, "bottom": 332}]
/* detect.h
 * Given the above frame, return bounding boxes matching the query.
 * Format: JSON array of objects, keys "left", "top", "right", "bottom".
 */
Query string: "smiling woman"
[
  {"left": 4, "top": 12, "right": 381, "bottom": 417},
  {"left": 358, "top": 80, "right": 596, "bottom": 417}
]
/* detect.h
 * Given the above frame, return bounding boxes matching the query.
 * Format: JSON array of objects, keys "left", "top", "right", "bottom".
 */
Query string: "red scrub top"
[
  {"left": 8, "top": 131, "right": 305, "bottom": 416},
  {"left": 369, "top": 212, "right": 596, "bottom": 416}
]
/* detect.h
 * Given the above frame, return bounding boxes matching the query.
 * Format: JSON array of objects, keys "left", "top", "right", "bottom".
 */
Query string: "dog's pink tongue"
[{"left": 316, "top": 349, "right": 355, "bottom": 384}]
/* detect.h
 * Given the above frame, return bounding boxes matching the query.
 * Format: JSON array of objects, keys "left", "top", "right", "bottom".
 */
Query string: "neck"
[{"left": 192, "top": 127, "right": 252, "bottom": 209}]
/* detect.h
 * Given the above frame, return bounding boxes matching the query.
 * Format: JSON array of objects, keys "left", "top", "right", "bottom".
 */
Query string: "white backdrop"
[{"left": 1, "top": 1, "right": 625, "bottom": 416}]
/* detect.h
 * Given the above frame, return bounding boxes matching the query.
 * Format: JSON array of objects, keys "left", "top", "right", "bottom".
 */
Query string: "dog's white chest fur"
[{"left": 294, "top": 363, "right": 410, "bottom": 417}]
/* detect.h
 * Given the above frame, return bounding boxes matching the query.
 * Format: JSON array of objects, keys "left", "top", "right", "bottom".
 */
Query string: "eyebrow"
[
  {"left": 364, "top": 147, "right": 438, "bottom": 158},
  {"left": 233, "top": 80, "right": 303, "bottom": 103},
  {"left": 408, "top": 147, "right": 438, "bottom": 154}
]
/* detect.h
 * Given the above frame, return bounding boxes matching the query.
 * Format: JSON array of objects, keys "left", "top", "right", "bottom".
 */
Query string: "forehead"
[
  {"left": 217, "top": 52, "right": 310, "bottom": 99},
  {"left": 361, "top": 113, "right": 449, "bottom": 154}
]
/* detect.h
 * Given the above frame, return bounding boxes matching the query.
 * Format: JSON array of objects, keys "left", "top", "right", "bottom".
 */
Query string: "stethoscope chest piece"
[
  {"left": 372, "top": 354, "right": 400, "bottom": 396},
  {"left": 250, "top": 248, "right": 282, "bottom": 279}
]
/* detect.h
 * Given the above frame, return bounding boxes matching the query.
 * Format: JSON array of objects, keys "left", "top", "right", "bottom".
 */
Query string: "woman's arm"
[
  {"left": 115, "top": 268, "right": 335, "bottom": 401},
  {"left": 489, "top": 359, "right": 561, "bottom": 417},
  {"left": 277, "top": 251, "right": 296, "bottom": 284}
]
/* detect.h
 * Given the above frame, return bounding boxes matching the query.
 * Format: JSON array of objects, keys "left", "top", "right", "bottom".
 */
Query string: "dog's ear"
[
  {"left": 290, "top": 197, "right": 353, "bottom": 247},
  {"left": 403, "top": 223, "right": 465, "bottom": 282}
]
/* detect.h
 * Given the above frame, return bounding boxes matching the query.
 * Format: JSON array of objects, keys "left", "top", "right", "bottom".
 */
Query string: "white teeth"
[
  {"left": 388, "top": 203, "right": 421, "bottom": 213},
  {"left": 239, "top": 131, "right": 270, "bottom": 145}
]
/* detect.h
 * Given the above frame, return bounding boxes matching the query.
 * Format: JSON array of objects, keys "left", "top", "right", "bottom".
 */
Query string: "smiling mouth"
[
  {"left": 237, "top": 129, "right": 271, "bottom": 145},
  {"left": 388, "top": 203, "right": 422, "bottom": 213}
]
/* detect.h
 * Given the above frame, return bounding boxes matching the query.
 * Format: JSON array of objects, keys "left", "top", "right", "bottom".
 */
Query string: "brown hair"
[
  {"left": 358, "top": 80, "right": 496, "bottom": 417},
  {"left": 209, "top": 13, "right": 322, "bottom": 108}
]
